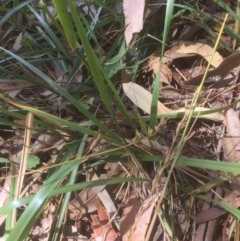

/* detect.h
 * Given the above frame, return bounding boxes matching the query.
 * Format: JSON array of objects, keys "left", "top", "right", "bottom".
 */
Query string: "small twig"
[
  {"left": 16, "top": 112, "right": 33, "bottom": 198},
  {"left": 12, "top": 112, "right": 33, "bottom": 227}
]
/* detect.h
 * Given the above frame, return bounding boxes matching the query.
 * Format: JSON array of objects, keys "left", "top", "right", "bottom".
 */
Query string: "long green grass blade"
[
  {"left": 28, "top": 5, "right": 70, "bottom": 58},
  {"left": 52, "top": 0, "right": 78, "bottom": 50},
  {"left": 0, "top": 47, "right": 116, "bottom": 138},
  {"left": 150, "top": 0, "right": 175, "bottom": 129},
  {"left": 6, "top": 149, "right": 81, "bottom": 241},
  {"left": 0, "top": 0, "right": 33, "bottom": 27},
  {"left": 67, "top": 0, "right": 114, "bottom": 115},
  {"left": 51, "top": 134, "right": 87, "bottom": 241},
  {"left": 0, "top": 177, "right": 147, "bottom": 215}
]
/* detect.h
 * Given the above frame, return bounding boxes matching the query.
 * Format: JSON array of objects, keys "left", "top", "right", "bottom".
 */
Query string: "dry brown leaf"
[
  {"left": 120, "top": 194, "right": 142, "bottom": 241},
  {"left": 223, "top": 108, "right": 240, "bottom": 163},
  {"left": 12, "top": 32, "right": 23, "bottom": 51},
  {"left": 31, "top": 133, "right": 64, "bottom": 153},
  {"left": 176, "top": 107, "right": 223, "bottom": 122},
  {"left": 0, "top": 174, "right": 11, "bottom": 226},
  {"left": 122, "top": 82, "right": 170, "bottom": 114},
  {"left": 162, "top": 44, "right": 196, "bottom": 64},
  {"left": 68, "top": 172, "right": 119, "bottom": 232},
  {"left": 31, "top": 214, "right": 53, "bottom": 241},
  {"left": 0, "top": 82, "right": 33, "bottom": 91},
  {"left": 126, "top": 194, "right": 159, "bottom": 241},
  {"left": 223, "top": 191, "right": 240, "bottom": 208},
  {"left": 146, "top": 55, "right": 172, "bottom": 84},
  {"left": 176, "top": 41, "right": 223, "bottom": 68},
  {"left": 123, "top": 0, "right": 145, "bottom": 46},
  {"left": 90, "top": 173, "right": 120, "bottom": 230},
  {"left": 92, "top": 201, "right": 119, "bottom": 241},
  {"left": 68, "top": 183, "right": 105, "bottom": 215},
  {"left": 0, "top": 174, "right": 10, "bottom": 208},
  {"left": 123, "top": 82, "right": 223, "bottom": 121}
]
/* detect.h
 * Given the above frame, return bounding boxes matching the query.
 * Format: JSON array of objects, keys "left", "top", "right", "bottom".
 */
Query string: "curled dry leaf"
[
  {"left": 162, "top": 43, "right": 196, "bottom": 64},
  {"left": 123, "top": 0, "right": 145, "bottom": 46},
  {"left": 145, "top": 55, "right": 173, "bottom": 84},
  {"left": 176, "top": 41, "right": 223, "bottom": 68},
  {"left": 223, "top": 108, "right": 240, "bottom": 163}
]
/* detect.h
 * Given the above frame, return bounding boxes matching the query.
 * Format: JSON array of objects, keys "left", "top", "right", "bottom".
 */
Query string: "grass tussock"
[{"left": 0, "top": 0, "right": 240, "bottom": 240}]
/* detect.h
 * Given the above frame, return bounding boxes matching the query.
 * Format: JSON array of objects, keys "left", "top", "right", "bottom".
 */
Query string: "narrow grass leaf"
[
  {"left": 0, "top": 95, "right": 123, "bottom": 145},
  {"left": 0, "top": 177, "right": 148, "bottom": 215},
  {"left": 195, "top": 193, "right": 240, "bottom": 220},
  {"left": 149, "top": 0, "right": 175, "bottom": 130},
  {"left": 51, "top": 134, "right": 88, "bottom": 241},
  {"left": 67, "top": 0, "right": 134, "bottom": 128},
  {"left": 0, "top": 47, "right": 115, "bottom": 137},
  {"left": 6, "top": 151, "right": 80, "bottom": 241},
  {"left": 28, "top": 5, "right": 69, "bottom": 58},
  {"left": 142, "top": 154, "right": 240, "bottom": 175},
  {"left": 67, "top": 0, "right": 113, "bottom": 114},
  {"left": 0, "top": 0, "right": 33, "bottom": 27},
  {"left": 52, "top": 0, "right": 78, "bottom": 50},
  {"left": 177, "top": 157, "right": 240, "bottom": 175}
]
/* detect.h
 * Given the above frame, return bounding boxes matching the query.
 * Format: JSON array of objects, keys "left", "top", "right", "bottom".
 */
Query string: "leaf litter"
[{"left": 0, "top": 1, "right": 240, "bottom": 241}]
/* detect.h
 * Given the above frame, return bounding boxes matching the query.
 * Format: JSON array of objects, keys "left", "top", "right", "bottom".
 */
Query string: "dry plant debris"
[
  {"left": 0, "top": 0, "right": 240, "bottom": 241},
  {"left": 123, "top": 0, "right": 145, "bottom": 46}
]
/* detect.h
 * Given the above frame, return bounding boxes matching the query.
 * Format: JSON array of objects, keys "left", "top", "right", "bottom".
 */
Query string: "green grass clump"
[{"left": 0, "top": 0, "right": 240, "bottom": 240}]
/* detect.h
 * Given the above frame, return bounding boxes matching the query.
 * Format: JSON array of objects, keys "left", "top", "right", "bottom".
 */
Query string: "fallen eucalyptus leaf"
[
  {"left": 122, "top": 82, "right": 170, "bottom": 114},
  {"left": 123, "top": 82, "right": 223, "bottom": 122},
  {"left": 176, "top": 41, "right": 223, "bottom": 68},
  {"left": 223, "top": 108, "right": 240, "bottom": 163},
  {"left": 175, "top": 107, "right": 223, "bottom": 122},
  {"left": 123, "top": 0, "right": 145, "bottom": 46}
]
